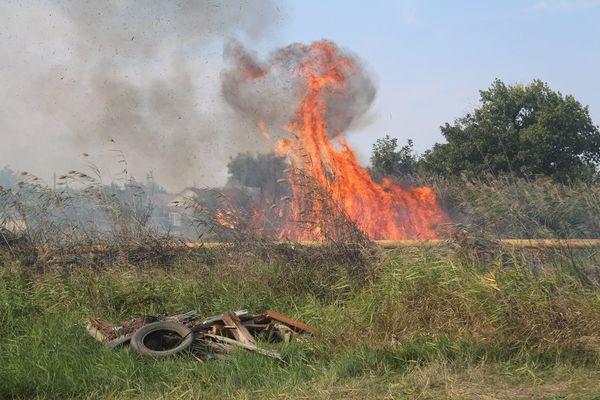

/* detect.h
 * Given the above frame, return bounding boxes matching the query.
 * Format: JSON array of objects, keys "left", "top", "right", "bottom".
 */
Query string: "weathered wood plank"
[
  {"left": 222, "top": 312, "right": 256, "bottom": 345},
  {"left": 202, "top": 334, "right": 283, "bottom": 361}
]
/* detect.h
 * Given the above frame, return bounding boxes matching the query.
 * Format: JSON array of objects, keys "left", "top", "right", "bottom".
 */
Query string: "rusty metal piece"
[{"left": 261, "top": 310, "right": 314, "bottom": 334}]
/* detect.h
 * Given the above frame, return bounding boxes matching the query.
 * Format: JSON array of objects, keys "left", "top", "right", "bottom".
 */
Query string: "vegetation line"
[
  {"left": 185, "top": 239, "right": 600, "bottom": 249},
  {"left": 30, "top": 238, "right": 600, "bottom": 253}
]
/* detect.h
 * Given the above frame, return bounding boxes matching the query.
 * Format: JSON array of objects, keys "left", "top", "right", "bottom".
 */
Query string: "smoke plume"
[
  {"left": 221, "top": 40, "right": 377, "bottom": 140},
  {"left": 0, "top": 0, "right": 282, "bottom": 190}
]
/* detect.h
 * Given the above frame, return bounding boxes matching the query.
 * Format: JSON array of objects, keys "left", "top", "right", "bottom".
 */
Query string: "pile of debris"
[{"left": 86, "top": 309, "right": 313, "bottom": 361}]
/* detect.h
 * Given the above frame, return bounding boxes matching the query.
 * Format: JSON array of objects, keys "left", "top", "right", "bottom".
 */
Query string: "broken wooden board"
[
  {"left": 222, "top": 312, "right": 255, "bottom": 346},
  {"left": 85, "top": 318, "right": 113, "bottom": 343},
  {"left": 167, "top": 310, "right": 198, "bottom": 323},
  {"left": 200, "top": 310, "right": 250, "bottom": 325},
  {"left": 191, "top": 310, "right": 251, "bottom": 333}
]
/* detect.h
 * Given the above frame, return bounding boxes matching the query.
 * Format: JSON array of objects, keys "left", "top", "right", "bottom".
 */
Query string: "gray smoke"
[
  {"left": 221, "top": 40, "right": 377, "bottom": 139},
  {"left": 0, "top": 0, "right": 282, "bottom": 190}
]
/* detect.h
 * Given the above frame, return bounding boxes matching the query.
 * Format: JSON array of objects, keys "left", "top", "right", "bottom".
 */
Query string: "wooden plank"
[
  {"left": 85, "top": 319, "right": 110, "bottom": 343},
  {"left": 191, "top": 310, "right": 250, "bottom": 333},
  {"left": 200, "top": 310, "right": 250, "bottom": 325},
  {"left": 222, "top": 312, "right": 255, "bottom": 346},
  {"left": 203, "top": 334, "right": 283, "bottom": 361},
  {"left": 167, "top": 310, "right": 198, "bottom": 323},
  {"left": 263, "top": 310, "right": 314, "bottom": 334}
]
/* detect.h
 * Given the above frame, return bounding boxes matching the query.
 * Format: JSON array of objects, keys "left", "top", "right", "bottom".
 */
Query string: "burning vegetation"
[{"left": 220, "top": 40, "right": 450, "bottom": 241}]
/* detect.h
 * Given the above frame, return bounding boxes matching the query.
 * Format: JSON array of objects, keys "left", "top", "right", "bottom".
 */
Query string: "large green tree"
[{"left": 420, "top": 80, "right": 600, "bottom": 182}]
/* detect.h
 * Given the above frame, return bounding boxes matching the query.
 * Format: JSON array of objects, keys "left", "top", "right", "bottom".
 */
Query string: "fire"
[
  {"left": 258, "top": 119, "right": 271, "bottom": 140},
  {"left": 214, "top": 209, "right": 238, "bottom": 230},
  {"left": 225, "top": 40, "right": 450, "bottom": 240}
]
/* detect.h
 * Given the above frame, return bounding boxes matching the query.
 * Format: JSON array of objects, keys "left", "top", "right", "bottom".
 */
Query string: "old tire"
[{"left": 130, "top": 321, "right": 193, "bottom": 358}]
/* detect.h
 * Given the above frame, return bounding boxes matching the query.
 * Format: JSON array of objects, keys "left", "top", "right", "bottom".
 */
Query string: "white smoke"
[{"left": 0, "top": 0, "right": 283, "bottom": 190}]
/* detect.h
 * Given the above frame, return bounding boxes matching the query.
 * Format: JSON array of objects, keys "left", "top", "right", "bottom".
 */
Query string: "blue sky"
[{"left": 268, "top": 0, "right": 600, "bottom": 162}]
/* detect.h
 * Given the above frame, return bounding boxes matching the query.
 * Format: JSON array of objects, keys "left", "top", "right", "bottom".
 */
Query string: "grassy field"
[{"left": 2, "top": 243, "right": 600, "bottom": 399}]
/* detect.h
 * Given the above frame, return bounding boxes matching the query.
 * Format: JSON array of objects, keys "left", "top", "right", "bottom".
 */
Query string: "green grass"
[{"left": 1, "top": 247, "right": 600, "bottom": 399}]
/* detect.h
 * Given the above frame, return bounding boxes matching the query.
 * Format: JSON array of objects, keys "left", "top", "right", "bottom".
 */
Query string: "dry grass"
[{"left": 430, "top": 176, "right": 600, "bottom": 239}]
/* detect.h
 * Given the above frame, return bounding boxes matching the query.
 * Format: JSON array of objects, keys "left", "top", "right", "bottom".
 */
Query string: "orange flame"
[
  {"left": 272, "top": 41, "right": 449, "bottom": 240},
  {"left": 218, "top": 40, "right": 450, "bottom": 240},
  {"left": 214, "top": 209, "right": 237, "bottom": 230},
  {"left": 258, "top": 119, "right": 271, "bottom": 140}
]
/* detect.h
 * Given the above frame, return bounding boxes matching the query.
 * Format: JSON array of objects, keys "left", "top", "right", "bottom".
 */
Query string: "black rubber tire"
[{"left": 130, "top": 321, "right": 193, "bottom": 358}]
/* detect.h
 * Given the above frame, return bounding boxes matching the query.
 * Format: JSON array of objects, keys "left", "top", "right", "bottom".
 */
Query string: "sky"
[
  {"left": 274, "top": 0, "right": 600, "bottom": 162},
  {"left": 1, "top": 0, "right": 599, "bottom": 188}
]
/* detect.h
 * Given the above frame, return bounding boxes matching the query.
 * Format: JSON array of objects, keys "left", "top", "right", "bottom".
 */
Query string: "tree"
[
  {"left": 420, "top": 79, "right": 600, "bottom": 182},
  {"left": 370, "top": 135, "right": 418, "bottom": 178},
  {"left": 227, "top": 152, "right": 287, "bottom": 190}
]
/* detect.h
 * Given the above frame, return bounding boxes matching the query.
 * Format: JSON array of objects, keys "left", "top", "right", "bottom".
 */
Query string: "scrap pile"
[{"left": 86, "top": 309, "right": 313, "bottom": 361}]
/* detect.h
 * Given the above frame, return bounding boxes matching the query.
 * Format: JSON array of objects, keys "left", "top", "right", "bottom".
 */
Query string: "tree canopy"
[
  {"left": 227, "top": 152, "right": 286, "bottom": 190},
  {"left": 370, "top": 135, "right": 418, "bottom": 178},
  {"left": 420, "top": 79, "right": 600, "bottom": 182}
]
